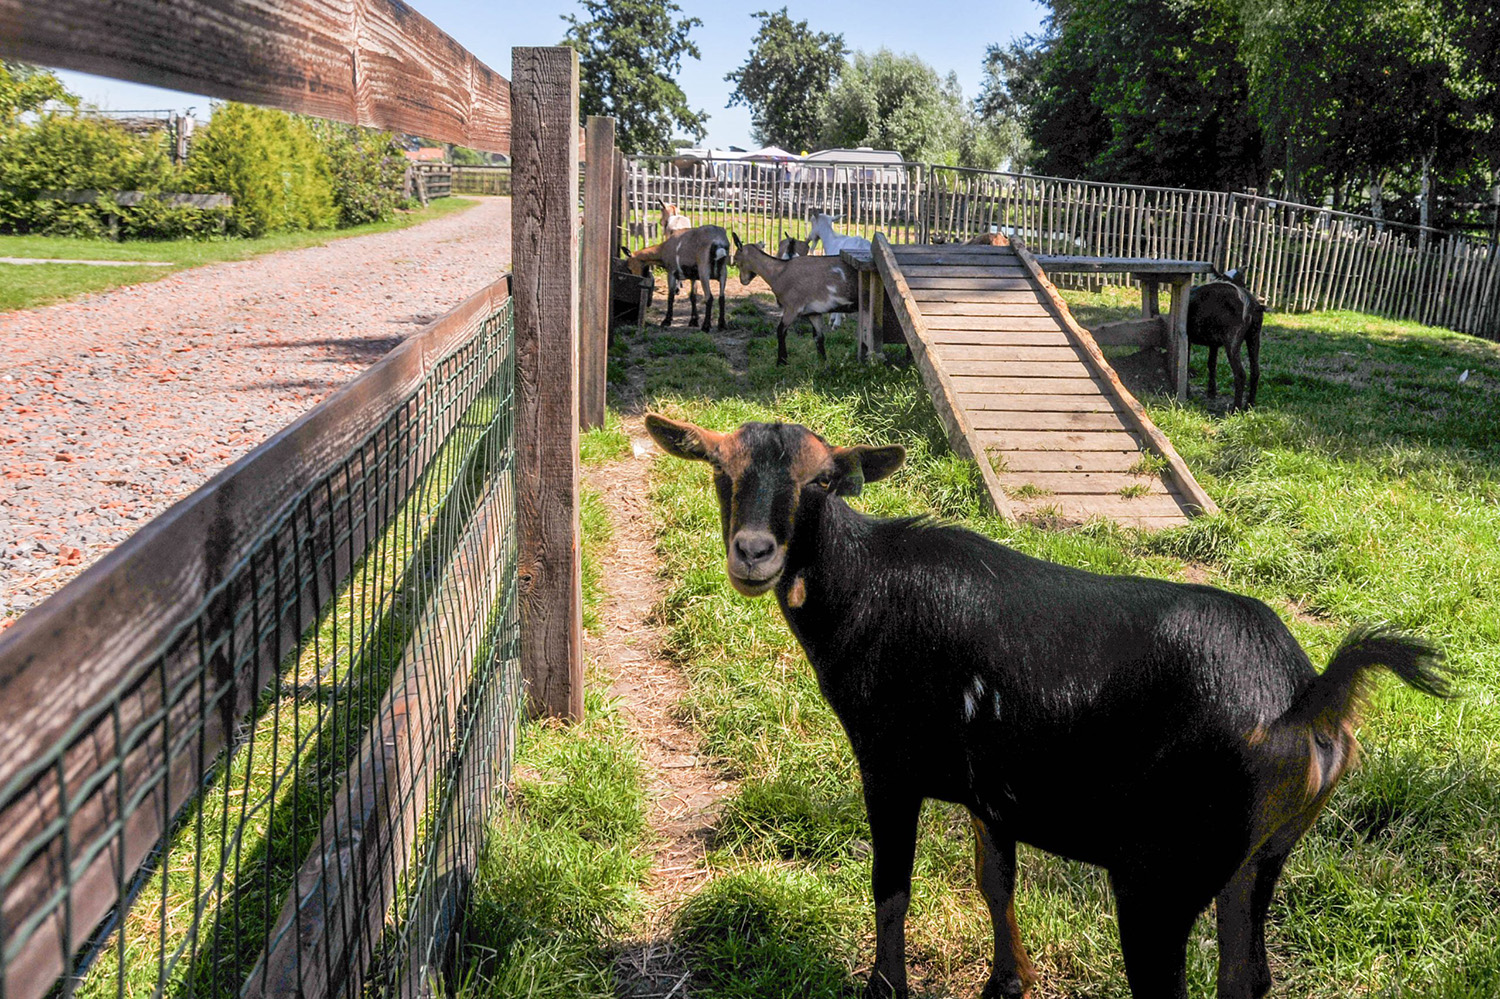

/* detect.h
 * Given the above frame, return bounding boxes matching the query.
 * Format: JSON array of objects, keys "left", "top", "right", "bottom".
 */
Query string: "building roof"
[{"left": 803, "top": 147, "right": 905, "bottom": 165}]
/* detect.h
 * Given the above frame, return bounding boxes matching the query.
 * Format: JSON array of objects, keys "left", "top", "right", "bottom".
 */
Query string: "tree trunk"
[
  {"left": 1419, "top": 150, "right": 1434, "bottom": 251},
  {"left": 1490, "top": 174, "right": 1499, "bottom": 249},
  {"left": 1370, "top": 172, "right": 1385, "bottom": 231}
]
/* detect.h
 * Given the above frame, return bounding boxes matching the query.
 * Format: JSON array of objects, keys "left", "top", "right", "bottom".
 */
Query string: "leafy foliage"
[
  {"left": 1000, "top": 0, "right": 1500, "bottom": 226},
  {"left": 1, "top": 65, "right": 407, "bottom": 240},
  {"left": 306, "top": 119, "right": 407, "bottom": 227},
  {"left": 186, "top": 103, "right": 336, "bottom": 236},
  {"left": 0, "top": 67, "right": 177, "bottom": 236},
  {"left": 820, "top": 49, "right": 967, "bottom": 163},
  {"left": 1016, "top": 0, "right": 1264, "bottom": 189},
  {"left": 0, "top": 61, "right": 71, "bottom": 128},
  {"left": 1240, "top": 0, "right": 1486, "bottom": 216},
  {"left": 561, "top": 0, "right": 708, "bottom": 154},
  {"left": 725, "top": 9, "right": 846, "bottom": 152}
]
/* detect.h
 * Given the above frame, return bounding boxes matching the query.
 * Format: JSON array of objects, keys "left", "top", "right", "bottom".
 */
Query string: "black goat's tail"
[{"left": 1283, "top": 624, "right": 1452, "bottom": 728}]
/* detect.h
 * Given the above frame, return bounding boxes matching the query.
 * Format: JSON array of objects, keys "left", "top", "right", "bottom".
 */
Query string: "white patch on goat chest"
[{"left": 963, "top": 675, "right": 987, "bottom": 722}]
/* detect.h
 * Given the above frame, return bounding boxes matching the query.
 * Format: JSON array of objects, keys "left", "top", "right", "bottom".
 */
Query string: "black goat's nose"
[{"left": 733, "top": 532, "right": 777, "bottom": 566}]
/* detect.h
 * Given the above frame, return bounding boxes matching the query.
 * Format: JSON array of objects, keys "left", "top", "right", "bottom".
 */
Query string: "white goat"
[
  {"left": 806, "top": 212, "right": 871, "bottom": 257},
  {"left": 731, "top": 235, "right": 856, "bottom": 365},
  {"left": 659, "top": 200, "right": 693, "bottom": 235}
]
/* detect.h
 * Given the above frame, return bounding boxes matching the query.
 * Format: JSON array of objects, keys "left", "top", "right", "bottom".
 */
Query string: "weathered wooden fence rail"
[
  {"left": 625, "top": 157, "right": 1500, "bottom": 340},
  {"left": 451, "top": 165, "right": 512, "bottom": 196},
  {"left": 0, "top": 1, "right": 611, "bottom": 995}
]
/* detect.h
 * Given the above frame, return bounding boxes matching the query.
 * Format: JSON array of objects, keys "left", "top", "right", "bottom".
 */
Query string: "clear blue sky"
[{"left": 53, "top": 0, "right": 1046, "bottom": 150}]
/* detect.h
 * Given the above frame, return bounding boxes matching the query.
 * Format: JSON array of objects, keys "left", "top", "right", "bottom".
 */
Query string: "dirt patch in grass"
[{"left": 583, "top": 413, "right": 738, "bottom": 997}]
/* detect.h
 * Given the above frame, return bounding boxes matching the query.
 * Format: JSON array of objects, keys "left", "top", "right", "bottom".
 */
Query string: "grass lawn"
[
  {"left": 0, "top": 196, "right": 479, "bottom": 313},
  {"left": 493, "top": 288, "right": 1499, "bottom": 998}
]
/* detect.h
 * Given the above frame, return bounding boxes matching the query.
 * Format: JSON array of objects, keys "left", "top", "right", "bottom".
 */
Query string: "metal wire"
[{"left": 0, "top": 298, "right": 519, "bottom": 999}]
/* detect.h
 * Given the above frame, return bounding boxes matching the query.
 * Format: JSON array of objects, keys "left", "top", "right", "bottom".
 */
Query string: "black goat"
[
  {"left": 646, "top": 414, "right": 1452, "bottom": 999},
  {"left": 1187, "top": 269, "right": 1264, "bottom": 409}
]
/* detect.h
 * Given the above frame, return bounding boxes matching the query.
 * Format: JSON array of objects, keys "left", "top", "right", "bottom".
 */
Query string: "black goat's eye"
[{"left": 813, "top": 473, "right": 834, "bottom": 489}]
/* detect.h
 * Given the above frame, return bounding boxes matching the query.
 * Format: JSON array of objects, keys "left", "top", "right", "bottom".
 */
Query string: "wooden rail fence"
[
  {"left": 0, "top": 1, "right": 619, "bottom": 996},
  {"left": 625, "top": 157, "right": 1500, "bottom": 341}
]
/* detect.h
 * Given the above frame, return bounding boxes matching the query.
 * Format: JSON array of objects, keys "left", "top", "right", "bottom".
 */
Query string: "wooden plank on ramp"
[{"left": 872, "top": 235, "right": 1217, "bottom": 530}]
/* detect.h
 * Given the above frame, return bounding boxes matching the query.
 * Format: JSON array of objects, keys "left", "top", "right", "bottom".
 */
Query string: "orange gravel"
[{"left": 0, "top": 197, "right": 511, "bottom": 623}]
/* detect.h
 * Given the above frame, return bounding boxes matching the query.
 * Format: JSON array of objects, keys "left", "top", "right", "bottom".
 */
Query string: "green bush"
[
  {"left": 0, "top": 68, "right": 406, "bottom": 240},
  {"left": 186, "top": 103, "right": 336, "bottom": 236},
  {"left": 0, "top": 111, "right": 171, "bottom": 234},
  {"left": 115, "top": 198, "right": 232, "bottom": 240},
  {"left": 308, "top": 120, "right": 407, "bottom": 226}
]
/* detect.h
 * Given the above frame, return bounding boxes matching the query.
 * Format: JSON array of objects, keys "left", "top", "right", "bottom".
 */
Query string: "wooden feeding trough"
[{"left": 611, "top": 260, "right": 653, "bottom": 332}]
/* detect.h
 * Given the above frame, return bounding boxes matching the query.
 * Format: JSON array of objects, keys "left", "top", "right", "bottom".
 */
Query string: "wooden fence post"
[
  {"left": 512, "top": 46, "right": 583, "bottom": 721},
  {"left": 613, "top": 149, "right": 627, "bottom": 259},
  {"left": 580, "top": 115, "right": 616, "bottom": 430}
]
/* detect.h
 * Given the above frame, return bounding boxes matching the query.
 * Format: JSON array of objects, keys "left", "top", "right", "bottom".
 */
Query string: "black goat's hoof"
[
  {"left": 980, "top": 974, "right": 1028, "bottom": 999},
  {"left": 864, "top": 979, "right": 908, "bottom": 999}
]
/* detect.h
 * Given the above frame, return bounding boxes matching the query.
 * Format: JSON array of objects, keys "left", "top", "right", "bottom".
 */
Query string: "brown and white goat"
[
  {"left": 732, "top": 236, "right": 856, "bottom": 364},
  {"left": 631, "top": 226, "right": 729, "bottom": 331},
  {"left": 967, "top": 229, "right": 1011, "bottom": 246},
  {"left": 646, "top": 414, "right": 1453, "bottom": 999}
]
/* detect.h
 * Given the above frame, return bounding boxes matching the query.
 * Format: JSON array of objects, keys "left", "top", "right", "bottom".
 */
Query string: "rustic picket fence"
[
  {"left": 0, "top": 2, "right": 613, "bottom": 997},
  {"left": 626, "top": 157, "right": 1500, "bottom": 340}
]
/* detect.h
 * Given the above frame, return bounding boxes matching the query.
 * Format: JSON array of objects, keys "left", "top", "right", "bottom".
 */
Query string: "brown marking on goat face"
[
  {"left": 708, "top": 430, "right": 751, "bottom": 480},
  {"left": 787, "top": 574, "right": 807, "bottom": 607},
  {"left": 790, "top": 433, "right": 837, "bottom": 485}
]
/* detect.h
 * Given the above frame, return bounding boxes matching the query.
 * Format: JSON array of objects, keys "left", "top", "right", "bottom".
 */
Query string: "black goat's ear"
[
  {"left": 831, "top": 444, "right": 906, "bottom": 496},
  {"left": 732, "top": 232, "right": 743, "bottom": 249},
  {"left": 645, "top": 413, "right": 723, "bottom": 462}
]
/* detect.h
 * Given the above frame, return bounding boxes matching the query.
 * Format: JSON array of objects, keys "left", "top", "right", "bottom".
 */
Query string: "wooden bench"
[{"left": 1034, "top": 256, "right": 1217, "bottom": 401}]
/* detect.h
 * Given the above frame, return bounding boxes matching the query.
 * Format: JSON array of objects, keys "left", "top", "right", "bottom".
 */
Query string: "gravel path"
[{"left": 1, "top": 197, "right": 511, "bottom": 623}]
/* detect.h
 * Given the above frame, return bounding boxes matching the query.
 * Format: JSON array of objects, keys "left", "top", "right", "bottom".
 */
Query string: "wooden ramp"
[{"left": 870, "top": 234, "right": 1217, "bottom": 529}]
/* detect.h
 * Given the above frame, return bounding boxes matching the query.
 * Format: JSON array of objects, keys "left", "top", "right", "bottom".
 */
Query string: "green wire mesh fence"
[{"left": 1, "top": 291, "right": 519, "bottom": 999}]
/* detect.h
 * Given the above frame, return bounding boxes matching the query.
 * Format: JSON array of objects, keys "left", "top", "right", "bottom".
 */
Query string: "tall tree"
[
  {"left": 1242, "top": 0, "right": 1479, "bottom": 222},
  {"left": 994, "top": 0, "right": 1264, "bottom": 190},
  {"left": 974, "top": 38, "right": 1048, "bottom": 171},
  {"left": 560, "top": 0, "right": 708, "bottom": 154},
  {"left": 820, "top": 49, "right": 966, "bottom": 162},
  {"left": 0, "top": 62, "right": 70, "bottom": 129},
  {"left": 726, "top": 9, "right": 845, "bottom": 151}
]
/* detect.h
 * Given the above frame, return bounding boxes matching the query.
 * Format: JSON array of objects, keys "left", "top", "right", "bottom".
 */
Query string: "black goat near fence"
[
  {"left": 646, "top": 414, "right": 1453, "bottom": 999},
  {"left": 1189, "top": 269, "right": 1265, "bottom": 410}
]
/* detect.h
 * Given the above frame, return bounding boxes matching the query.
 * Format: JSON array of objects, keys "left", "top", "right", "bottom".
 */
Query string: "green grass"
[
  {"left": 580, "top": 410, "right": 633, "bottom": 467},
  {"left": 458, "top": 688, "right": 650, "bottom": 999},
  {"left": 456, "top": 446, "right": 652, "bottom": 997},
  {"left": 73, "top": 376, "right": 512, "bottom": 997},
  {"left": 0, "top": 197, "right": 479, "bottom": 312},
  {"left": 624, "top": 293, "right": 1499, "bottom": 997}
]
